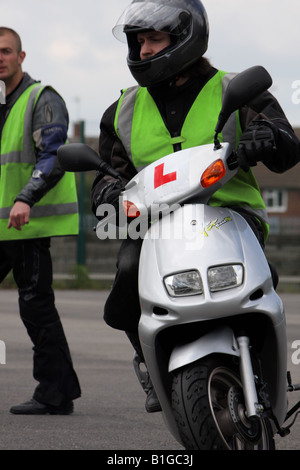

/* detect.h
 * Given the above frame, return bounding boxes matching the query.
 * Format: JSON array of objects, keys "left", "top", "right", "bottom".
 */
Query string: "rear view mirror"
[{"left": 214, "top": 66, "right": 273, "bottom": 144}]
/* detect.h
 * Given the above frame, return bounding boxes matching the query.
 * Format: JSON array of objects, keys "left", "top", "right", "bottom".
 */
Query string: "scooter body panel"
[
  {"left": 138, "top": 203, "right": 287, "bottom": 437},
  {"left": 168, "top": 326, "right": 240, "bottom": 372}
]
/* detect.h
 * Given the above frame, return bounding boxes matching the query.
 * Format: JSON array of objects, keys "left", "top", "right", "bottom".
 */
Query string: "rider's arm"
[
  {"left": 91, "top": 100, "right": 137, "bottom": 216},
  {"left": 239, "top": 91, "right": 300, "bottom": 173}
]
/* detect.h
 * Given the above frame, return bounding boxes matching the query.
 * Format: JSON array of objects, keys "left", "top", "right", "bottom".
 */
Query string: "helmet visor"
[{"left": 113, "top": 2, "right": 191, "bottom": 43}]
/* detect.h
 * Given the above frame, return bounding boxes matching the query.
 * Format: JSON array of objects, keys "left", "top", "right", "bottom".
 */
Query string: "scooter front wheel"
[{"left": 172, "top": 354, "right": 275, "bottom": 450}]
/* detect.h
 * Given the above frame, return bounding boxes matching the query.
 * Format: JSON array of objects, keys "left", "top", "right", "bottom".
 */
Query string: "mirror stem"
[{"left": 213, "top": 132, "right": 222, "bottom": 150}]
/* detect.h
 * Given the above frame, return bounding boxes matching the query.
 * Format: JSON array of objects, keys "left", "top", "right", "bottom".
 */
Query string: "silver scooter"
[{"left": 58, "top": 66, "right": 300, "bottom": 450}]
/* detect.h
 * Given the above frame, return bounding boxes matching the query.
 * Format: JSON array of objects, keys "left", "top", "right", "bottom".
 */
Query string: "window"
[{"left": 262, "top": 189, "right": 288, "bottom": 213}]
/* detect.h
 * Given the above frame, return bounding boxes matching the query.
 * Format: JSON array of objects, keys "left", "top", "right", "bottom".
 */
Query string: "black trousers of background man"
[{"left": 0, "top": 238, "right": 81, "bottom": 406}]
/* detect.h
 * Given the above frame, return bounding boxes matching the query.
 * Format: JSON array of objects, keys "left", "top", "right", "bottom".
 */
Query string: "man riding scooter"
[{"left": 91, "top": 0, "right": 300, "bottom": 413}]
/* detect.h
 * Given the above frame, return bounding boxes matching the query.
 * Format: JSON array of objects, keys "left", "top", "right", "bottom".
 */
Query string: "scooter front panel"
[{"left": 138, "top": 203, "right": 283, "bottom": 326}]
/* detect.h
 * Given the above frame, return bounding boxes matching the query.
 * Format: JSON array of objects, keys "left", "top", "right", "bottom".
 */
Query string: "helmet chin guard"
[{"left": 113, "top": 0, "right": 209, "bottom": 87}]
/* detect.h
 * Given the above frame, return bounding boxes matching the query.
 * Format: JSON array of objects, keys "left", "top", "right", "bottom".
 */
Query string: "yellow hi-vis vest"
[
  {"left": 114, "top": 71, "right": 269, "bottom": 239},
  {"left": 0, "top": 83, "right": 78, "bottom": 240}
]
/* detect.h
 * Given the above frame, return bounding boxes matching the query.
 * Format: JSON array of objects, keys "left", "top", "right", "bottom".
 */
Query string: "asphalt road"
[{"left": 0, "top": 289, "right": 299, "bottom": 452}]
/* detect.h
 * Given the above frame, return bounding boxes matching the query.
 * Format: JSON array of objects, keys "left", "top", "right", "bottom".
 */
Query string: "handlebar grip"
[{"left": 99, "top": 161, "right": 122, "bottom": 180}]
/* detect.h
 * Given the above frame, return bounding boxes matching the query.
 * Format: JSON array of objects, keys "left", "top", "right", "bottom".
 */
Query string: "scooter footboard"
[{"left": 168, "top": 326, "right": 240, "bottom": 372}]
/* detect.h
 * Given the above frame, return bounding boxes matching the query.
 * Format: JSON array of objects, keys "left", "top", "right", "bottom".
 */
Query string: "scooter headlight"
[
  {"left": 208, "top": 264, "right": 243, "bottom": 292},
  {"left": 164, "top": 270, "right": 203, "bottom": 297}
]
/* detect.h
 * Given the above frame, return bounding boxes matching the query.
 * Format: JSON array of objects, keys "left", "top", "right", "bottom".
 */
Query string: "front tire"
[{"left": 172, "top": 355, "right": 275, "bottom": 450}]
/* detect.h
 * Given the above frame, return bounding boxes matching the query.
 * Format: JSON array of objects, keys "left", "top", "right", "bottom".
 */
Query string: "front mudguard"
[{"left": 168, "top": 326, "right": 240, "bottom": 372}]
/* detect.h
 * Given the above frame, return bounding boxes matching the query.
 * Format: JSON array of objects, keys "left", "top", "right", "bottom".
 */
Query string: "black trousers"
[
  {"left": 104, "top": 209, "right": 277, "bottom": 333},
  {"left": 0, "top": 238, "right": 81, "bottom": 406}
]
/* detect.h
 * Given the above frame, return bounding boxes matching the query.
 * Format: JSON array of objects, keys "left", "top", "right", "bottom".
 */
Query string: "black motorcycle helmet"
[{"left": 112, "top": 0, "right": 209, "bottom": 87}]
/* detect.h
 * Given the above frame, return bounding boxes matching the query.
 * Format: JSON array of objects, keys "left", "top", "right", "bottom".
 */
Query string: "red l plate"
[{"left": 154, "top": 163, "right": 177, "bottom": 189}]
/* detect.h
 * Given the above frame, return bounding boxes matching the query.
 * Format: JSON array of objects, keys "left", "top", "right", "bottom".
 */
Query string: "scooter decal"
[
  {"left": 201, "top": 216, "right": 232, "bottom": 237},
  {"left": 154, "top": 163, "right": 177, "bottom": 189}
]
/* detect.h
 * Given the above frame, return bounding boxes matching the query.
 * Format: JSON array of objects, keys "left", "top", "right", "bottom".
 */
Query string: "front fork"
[{"left": 237, "top": 336, "right": 264, "bottom": 418}]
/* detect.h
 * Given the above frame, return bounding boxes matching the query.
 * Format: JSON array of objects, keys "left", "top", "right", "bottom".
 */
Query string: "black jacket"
[{"left": 91, "top": 65, "right": 300, "bottom": 214}]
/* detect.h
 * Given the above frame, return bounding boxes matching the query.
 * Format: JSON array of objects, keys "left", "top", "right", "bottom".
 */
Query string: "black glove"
[
  {"left": 101, "top": 180, "right": 126, "bottom": 206},
  {"left": 237, "top": 121, "right": 277, "bottom": 172},
  {"left": 99, "top": 179, "right": 126, "bottom": 212},
  {"left": 94, "top": 179, "right": 126, "bottom": 222}
]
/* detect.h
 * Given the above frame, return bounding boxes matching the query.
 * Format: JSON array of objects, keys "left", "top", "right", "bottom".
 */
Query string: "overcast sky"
[{"left": 2, "top": 0, "right": 300, "bottom": 136}]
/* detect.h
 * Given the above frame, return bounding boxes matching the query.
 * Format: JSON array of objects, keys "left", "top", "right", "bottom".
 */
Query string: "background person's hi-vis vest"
[
  {"left": 114, "top": 70, "right": 269, "bottom": 239},
  {"left": 0, "top": 83, "right": 79, "bottom": 241}
]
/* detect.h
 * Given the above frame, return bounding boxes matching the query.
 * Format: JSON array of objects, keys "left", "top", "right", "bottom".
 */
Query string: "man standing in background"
[{"left": 0, "top": 27, "right": 81, "bottom": 414}]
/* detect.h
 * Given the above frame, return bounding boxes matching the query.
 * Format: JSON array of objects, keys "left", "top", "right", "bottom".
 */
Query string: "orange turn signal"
[
  {"left": 123, "top": 200, "right": 141, "bottom": 218},
  {"left": 201, "top": 159, "right": 226, "bottom": 188}
]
